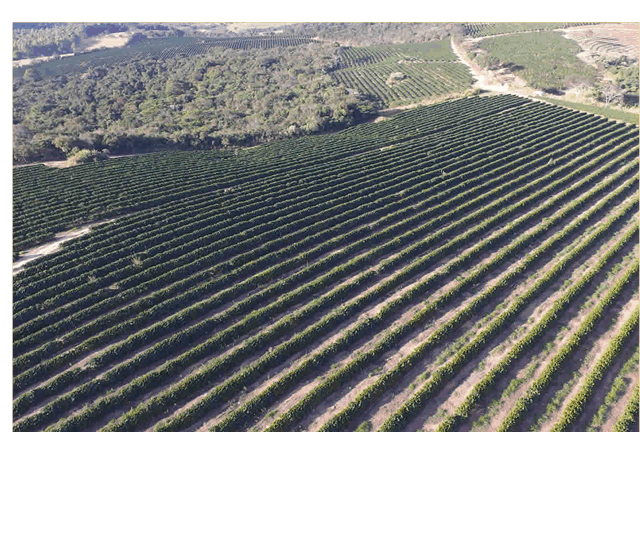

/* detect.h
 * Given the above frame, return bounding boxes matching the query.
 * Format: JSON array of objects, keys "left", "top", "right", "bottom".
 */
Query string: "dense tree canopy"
[
  {"left": 281, "top": 22, "right": 454, "bottom": 46},
  {"left": 13, "top": 43, "right": 378, "bottom": 163}
]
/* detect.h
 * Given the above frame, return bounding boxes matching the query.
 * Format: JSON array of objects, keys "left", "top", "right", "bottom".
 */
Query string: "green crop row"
[
  {"left": 612, "top": 384, "right": 639, "bottom": 432},
  {"left": 552, "top": 307, "right": 639, "bottom": 432},
  {"left": 498, "top": 263, "right": 640, "bottom": 432},
  {"left": 379, "top": 200, "right": 638, "bottom": 431},
  {"left": 438, "top": 225, "right": 639, "bottom": 432},
  {"left": 264, "top": 170, "right": 639, "bottom": 432}
]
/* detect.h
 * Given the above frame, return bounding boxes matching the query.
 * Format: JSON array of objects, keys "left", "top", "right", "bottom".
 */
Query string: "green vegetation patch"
[{"left": 472, "top": 31, "right": 598, "bottom": 93}]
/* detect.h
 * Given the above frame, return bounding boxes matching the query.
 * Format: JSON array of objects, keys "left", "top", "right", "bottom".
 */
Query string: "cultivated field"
[
  {"left": 462, "top": 22, "right": 595, "bottom": 38},
  {"left": 12, "top": 95, "right": 639, "bottom": 432},
  {"left": 333, "top": 40, "right": 473, "bottom": 105}
]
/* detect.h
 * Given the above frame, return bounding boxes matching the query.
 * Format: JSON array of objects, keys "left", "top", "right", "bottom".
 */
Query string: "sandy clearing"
[
  {"left": 13, "top": 52, "right": 75, "bottom": 68},
  {"left": 13, "top": 219, "right": 116, "bottom": 275},
  {"left": 450, "top": 37, "right": 511, "bottom": 94},
  {"left": 12, "top": 33, "right": 131, "bottom": 70}
]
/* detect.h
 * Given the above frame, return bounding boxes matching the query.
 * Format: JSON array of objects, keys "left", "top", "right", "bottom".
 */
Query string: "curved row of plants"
[{"left": 14, "top": 108, "right": 612, "bottom": 367}]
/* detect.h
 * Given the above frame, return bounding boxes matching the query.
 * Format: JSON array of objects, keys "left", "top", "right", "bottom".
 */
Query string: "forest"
[{"left": 13, "top": 42, "right": 377, "bottom": 163}]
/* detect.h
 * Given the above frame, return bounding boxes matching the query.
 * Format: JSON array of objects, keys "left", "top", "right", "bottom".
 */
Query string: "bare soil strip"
[{"left": 13, "top": 219, "right": 117, "bottom": 275}]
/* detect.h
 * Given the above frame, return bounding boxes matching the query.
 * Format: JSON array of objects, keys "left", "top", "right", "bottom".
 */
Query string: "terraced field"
[
  {"left": 12, "top": 95, "right": 639, "bottom": 432},
  {"left": 333, "top": 40, "right": 473, "bottom": 105}
]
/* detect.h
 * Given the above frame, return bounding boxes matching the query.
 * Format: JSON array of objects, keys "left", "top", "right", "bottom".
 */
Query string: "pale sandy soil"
[
  {"left": 13, "top": 32, "right": 131, "bottom": 69},
  {"left": 80, "top": 32, "right": 131, "bottom": 52},
  {"left": 225, "top": 22, "right": 294, "bottom": 33},
  {"left": 13, "top": 52, "right": 74, "bottom": 68},
  {"left": 13, "top": 219, "right": 116, "bottom": 275},
  {"left": 450, "top": 37, "right": 512, "bottom": 94}
]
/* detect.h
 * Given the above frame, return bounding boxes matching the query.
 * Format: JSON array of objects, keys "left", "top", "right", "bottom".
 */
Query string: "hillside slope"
[{"left": 13, "top": 95, "right": 639, "bottom": 432}]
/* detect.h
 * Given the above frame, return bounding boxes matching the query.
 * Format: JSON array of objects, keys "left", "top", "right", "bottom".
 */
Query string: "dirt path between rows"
[{"left": 13, "top": 219, "right": 117, "bottom": 275}]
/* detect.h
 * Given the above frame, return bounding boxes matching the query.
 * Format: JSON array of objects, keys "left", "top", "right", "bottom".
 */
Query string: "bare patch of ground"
[
  {"left": 13, "top": 219, "right": 117, "bottom": 275},
  {"left": 450, "top": 37, "right": 514, "bottom": 94},
  {"left": 560, "top": 24, "right": 639, "bottom": 62},
  {"left": 13, "top": 52, "right": 74, "bottom": 68},
  {"left": 80, "top": 32, "right": 131, "bottom": 53}
]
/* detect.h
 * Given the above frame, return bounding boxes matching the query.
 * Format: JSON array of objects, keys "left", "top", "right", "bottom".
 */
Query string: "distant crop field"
[
  {"left": 463, "top": 22, "right": 595, "bottom": 38},
  {"left": 13, "top": 35, "right": 317, "bottom": 78},
  {"left": 333, "top": 40, "right": 473, "bottom": 105},
  {"left": 13, "top": 95, "right": 639, "bottom": 432}
]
